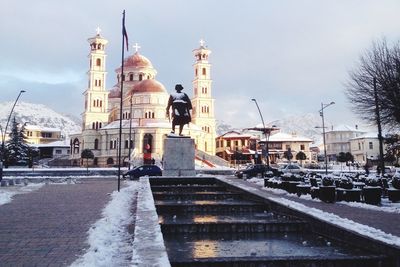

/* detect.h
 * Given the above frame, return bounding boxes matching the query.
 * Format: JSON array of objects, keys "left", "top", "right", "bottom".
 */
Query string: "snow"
[
  {"left": 276, "top": 197, "right": 400, "bottom": 247},
  {"left": 228, "top": 177, "right": 400, "bottom": 247},
  {"left": 70, "top": 181, "right": 139, "bottom": 267},
  {"left": 0, "top": 183, "right": 44, "bottom": 205},
  {"left": 247, "top": 177, "right": 400, "bottom": 214},
  {"left": 0, "top": 101, "right": 81, "bottom": 138}
]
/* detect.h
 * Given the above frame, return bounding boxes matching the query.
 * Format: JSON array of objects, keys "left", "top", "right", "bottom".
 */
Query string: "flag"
[{"left": 122, "top": 10, "right": 129, "bottom": 51}]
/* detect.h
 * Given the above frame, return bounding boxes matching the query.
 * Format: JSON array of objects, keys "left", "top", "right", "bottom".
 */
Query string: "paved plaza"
[{"left": 0, "top": 179, "right": 120, "bottom": 266}]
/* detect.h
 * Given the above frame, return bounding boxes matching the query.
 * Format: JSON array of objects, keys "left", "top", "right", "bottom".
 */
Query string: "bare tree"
[{"left": 346, "top": 38, "right": 400, "bottom": 129}]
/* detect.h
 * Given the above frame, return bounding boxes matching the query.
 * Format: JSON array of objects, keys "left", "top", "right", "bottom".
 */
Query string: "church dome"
[
  {"left": 124, "top": 52, "right": 153, "bottom": 68},
  {"left": 129, "top": 79, "right": 166, "bottom": 94},
  {"left": 108, "top": 86, "right": 121, "bottom": 98}
]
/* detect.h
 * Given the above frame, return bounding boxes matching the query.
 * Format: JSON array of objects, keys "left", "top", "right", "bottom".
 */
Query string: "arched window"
[
  {"left": 152, "top": 112, "right": 155, "bottom": 119},
  {"left": 99, "top": 80, "right": 102, "bottom": 86},
  {"left": 96, "top": 58, "right": 101, "bottom": 66},
  {"left": 205, "top": 87, "right": 207, "bottom": 94},
  {"left": 107, "top": 157, "right": 114, "bottom": 165},
  {"left": 139, "top": 74, "right": 143, "bottom": 81},
  {"left": 125, "top": 139, "right": 129, "bottom": 149},
  {"left": 95, "top": 122, "right": 99, "bottom": 130},
  {"left": 109, "top": 140, "right": 113, "bottom": 149},
  {"left": 94, "top": 139, "right": 99, "bottom": 150},
  {"left": 99, "top": 122, "right": 102, "bottom": 129},
  {"left": 129, "top": 74, "right": 133, "bottom": 81},
  {"left": 202, "top": 68, "right": 206, "bottom": 75},
  {"left": 147, "top": 75, "right": 150, "bottom": 79},
  {"left": 195, "top": 69, "right": 198, "bottom": 76},
  {"left": 92, "top": 122, "right": 95, "bottom": 129},
  {"left": 100, "top": 100, "right": 102, "bottom": 107}
]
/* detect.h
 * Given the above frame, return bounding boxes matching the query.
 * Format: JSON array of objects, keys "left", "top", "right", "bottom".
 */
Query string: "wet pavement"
[{"left": 0, "top": 179, "right": 118, "bottom": 266}]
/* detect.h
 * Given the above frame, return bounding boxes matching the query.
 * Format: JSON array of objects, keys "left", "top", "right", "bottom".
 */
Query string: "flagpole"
[{"left": 117, "top": 10, "right": 127, "bottom": 192}]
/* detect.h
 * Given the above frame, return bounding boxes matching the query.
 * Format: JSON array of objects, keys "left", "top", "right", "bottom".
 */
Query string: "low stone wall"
[{"left": 1, "top": 168, "right": 122, "bottom": 177}]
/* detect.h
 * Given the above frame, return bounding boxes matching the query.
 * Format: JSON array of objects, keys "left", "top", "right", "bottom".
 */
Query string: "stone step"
[
  {"left": 150, "top": 177, "right": 217, "bottom": 186},
  {"left": 156, "top": 200, "right": 267, "bottom": 214},
  {"left": 152, "top": 191, "right": 243, "bottom": 201},
  {"left": 165, "top": 232, "right": 387, "bottom": 267},
  {"left": 151, "top": 185, "right": 227, "bottom": 192},
  {"left": 161, "top": 219, "right": 306, "bottom": 234}
]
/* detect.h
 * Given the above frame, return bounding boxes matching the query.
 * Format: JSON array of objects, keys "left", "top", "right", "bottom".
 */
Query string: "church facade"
[{"left": 70, "top": 30, "right": 216, "bottom": 167}]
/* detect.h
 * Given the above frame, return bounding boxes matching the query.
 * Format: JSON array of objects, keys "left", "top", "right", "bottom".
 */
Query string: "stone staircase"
[{"left": 151, "top": 177, "right": 390, "bottom": 267}]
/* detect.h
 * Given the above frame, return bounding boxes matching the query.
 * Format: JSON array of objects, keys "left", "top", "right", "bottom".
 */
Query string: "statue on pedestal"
[{"left": 166, "top": 84, "right": 192, "bottom": 136}]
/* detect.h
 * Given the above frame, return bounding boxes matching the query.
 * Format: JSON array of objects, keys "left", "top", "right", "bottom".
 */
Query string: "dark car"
[
  {"left": 235, "top": 164, "right": 280, "bottom": 179},
  {"left": 123, "top": 165, "right": 162, "bottom": 180}
]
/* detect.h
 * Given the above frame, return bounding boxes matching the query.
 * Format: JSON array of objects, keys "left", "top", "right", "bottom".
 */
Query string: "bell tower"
[
  {"left": 191, "top": 39, "right": 216, "bottom": 155},
  {"left": 82, "top": 27, "right": 109, "bottom": 131}
]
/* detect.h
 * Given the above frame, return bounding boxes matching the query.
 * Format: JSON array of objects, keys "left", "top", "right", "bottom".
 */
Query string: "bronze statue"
[{"left": 166, "top": 84, "right": 192, "bottom": 136}]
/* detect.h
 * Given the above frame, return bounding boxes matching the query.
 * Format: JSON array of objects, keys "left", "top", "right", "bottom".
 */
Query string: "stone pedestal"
[{"left": 163, "top": 137, "right": 195, "bottom": 177}]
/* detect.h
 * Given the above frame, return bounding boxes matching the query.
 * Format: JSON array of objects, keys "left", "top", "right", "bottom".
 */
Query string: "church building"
[{"left": 70, "top": 30, "right": 216, "bottom": 167}]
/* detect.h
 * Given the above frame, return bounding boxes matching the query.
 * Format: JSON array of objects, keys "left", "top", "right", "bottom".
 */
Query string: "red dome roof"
[
  {"left": 108, "top": 86, "right": 121, "bottom": 98},
  {"left": 129, "top": 79, "right": 166, "bottom": 95},
  {"left": 124, "top": 52, "right": 153, "bottom": 68}
]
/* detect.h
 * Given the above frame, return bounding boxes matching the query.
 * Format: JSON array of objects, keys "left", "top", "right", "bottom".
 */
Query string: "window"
[
  {"left": 55, "top": 149, "right": 62, "bottom": 154},
  {"left": 227, "top": 140, "right": 231, "bottom": 147},
  {"left": 139, "top": 74, "right": 143, "bottom": 81},
  {"left": 94, "top": 139, "right": 99, "bottom": 150},
  {"left": 125, "top": 140, "right": 129, "bottom": 149},
  {"left": 300, "top": 144, "right": 305, "bottom": 150},
  {"left": 130, "top": 74, "right": 133, "bottom": 81},
  {"left": 358, "top": 143, "right": 361, "bottom": 150},
  {"left": 96, "top": 58, "right": 101, "bottom": 66},
  {"left": 202, "top": 68, "right": 206, "bottom": 75},
  {"left": 195, "top": 68, "right": 198, "bottom": 76},
  {"left": 107, "top": 158, "right": 114, "bottom": 165},
  {"left": 369, "top": 142, "right": 373, "bottom": 149}
]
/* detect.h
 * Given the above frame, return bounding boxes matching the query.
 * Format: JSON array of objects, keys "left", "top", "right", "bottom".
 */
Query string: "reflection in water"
[
  {"left": 193, "top": 240, "right": 218, "bottom": 258},
  {"left": 193, "top": 215, "right": 218, "bottom": 223}
]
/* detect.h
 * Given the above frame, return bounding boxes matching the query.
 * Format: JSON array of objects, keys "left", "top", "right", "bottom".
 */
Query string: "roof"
[
  {"left": 327, "top": 124, "right": 365, "bottom": 133},
  {"left": 33, "top": 140, "right": 69, "bottom": 148},
  {"left": 25, "top": 125, "right": 61, "bottom": 132},
  {"left": 128, "top": 79, "right": 166, "bottom": 94},
  {"left": 263, "top": 132, "right": 313, "bottom": 142},
  {"left": 122, "top": 52, "right": 153, "bottom": 69},
  {"left": 349, "top": 132, "right": 379, "bottom": 140},
  {"left": 218, "top": 131, "right": 254, "bottom": 139}
]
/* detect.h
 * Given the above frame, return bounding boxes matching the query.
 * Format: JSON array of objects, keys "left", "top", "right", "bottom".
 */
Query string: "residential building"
[
  {"left": 325, "top": 125, "right": 365, "bottom": 161},
  {"left": 350, "top": 132, "right": 384, "bottom": 164}
]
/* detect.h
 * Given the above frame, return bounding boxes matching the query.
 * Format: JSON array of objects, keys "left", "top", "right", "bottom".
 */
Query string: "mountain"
[{"left": 0, "top": 101, "right": 81, "bottom": 138}]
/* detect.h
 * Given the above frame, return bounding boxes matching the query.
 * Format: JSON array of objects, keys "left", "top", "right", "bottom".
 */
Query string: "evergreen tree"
[
  {"left": 5, "top": 118, "right": 29, "bottom": 166},
  {"left": 295, "top": 151, "right": 307, "bottom": 166},
  {"left": 337, "top": 152, "right": 347, "bottom": 171}
]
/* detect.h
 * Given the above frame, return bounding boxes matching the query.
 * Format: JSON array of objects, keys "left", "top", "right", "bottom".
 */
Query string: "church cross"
[
  {"left": 96, "top": 26, "right": 101, "bottom": 35},
  {"left": 133, "top": 43, "right": 141, "bottom": 52}
]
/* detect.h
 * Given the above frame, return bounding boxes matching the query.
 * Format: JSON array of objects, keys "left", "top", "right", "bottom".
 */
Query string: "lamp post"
[
  {"left": 319, "top": 101, "right": 335, "bottom": 175},
  {"left": 0, "top": 90, "right": 26, "bottom": 180},
  {"left": 251, "top": 98, "right": 270, "bottom": 167}
]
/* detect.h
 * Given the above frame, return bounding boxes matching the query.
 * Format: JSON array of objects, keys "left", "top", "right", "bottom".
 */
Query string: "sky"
[{"left": 1, "top": 0, "right": 400, "bottom": 129}]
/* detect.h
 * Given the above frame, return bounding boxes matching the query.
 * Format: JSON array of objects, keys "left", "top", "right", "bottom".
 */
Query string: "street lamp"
[
  {"left": 319, "top": 101, "right": 335, "bottom": 175},
  {"left": 251, "top": 98, "right": 270, "bottom": 167},
  {"left": 0, "top": 90, "right": 26, "bottom": 180}
]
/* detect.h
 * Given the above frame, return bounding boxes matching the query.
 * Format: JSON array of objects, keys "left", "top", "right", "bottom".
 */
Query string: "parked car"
[
  {"left": 235, "top": 164, "right": 280, "bottom": 178},
  {"left": 123, "top": 165, "right": 162, "bottom": 180},
  {"left": 280, "top": 164, "right": 306, "bottom": 175}
]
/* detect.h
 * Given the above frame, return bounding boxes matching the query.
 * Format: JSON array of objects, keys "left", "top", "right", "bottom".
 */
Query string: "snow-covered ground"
[
  {"left": 247, "top": 177, "right": 400, "bottom": 214},
  {"left": 241, "top": 177, "right": 400, "bottom": 247},
  {"left": 70, "top": 181, "right": 139, "bottom": 267},
  {"left": 0, "top": 183, "right": 44, "bottom": 205}
]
